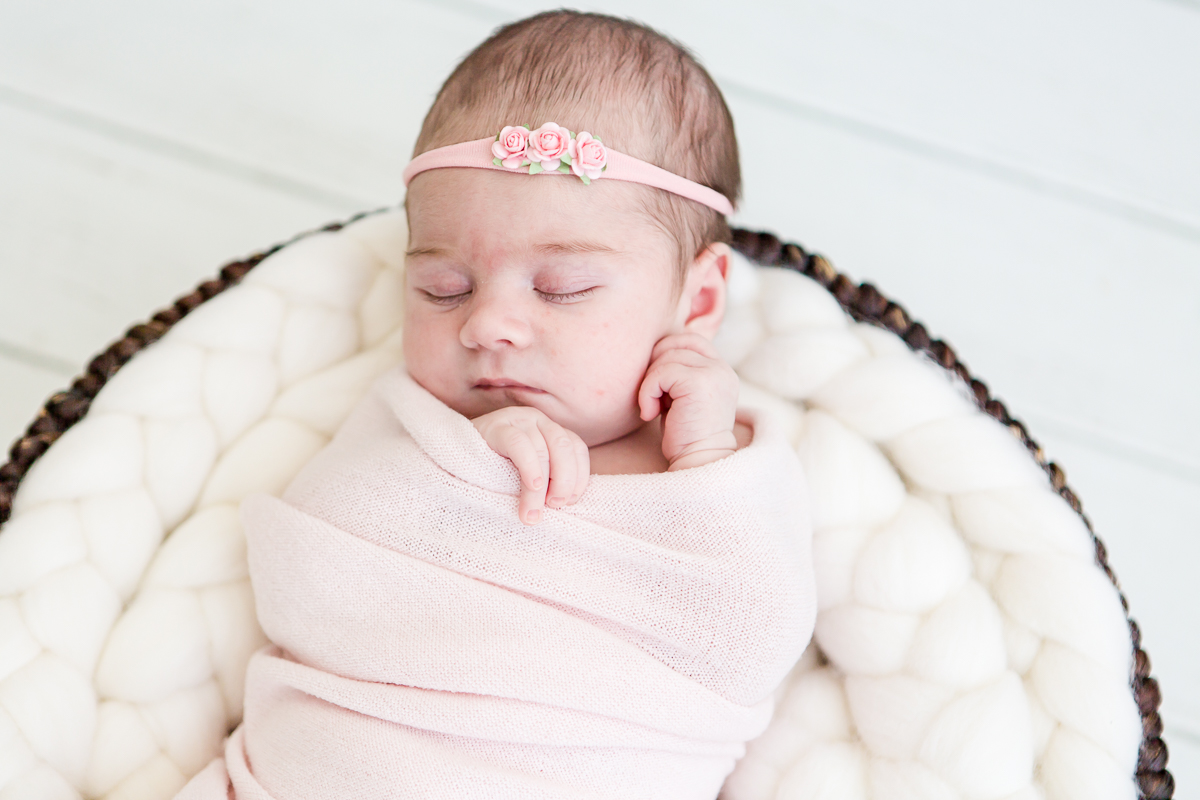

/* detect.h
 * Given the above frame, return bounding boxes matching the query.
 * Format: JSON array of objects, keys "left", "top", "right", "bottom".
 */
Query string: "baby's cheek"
[
  {"left": 600, "top": 361, "right": 650, "bottom": 411},
  {"left": 405, "top": 311, "right": 456, "bottom": 355},
  {"left": 404, "top": 324, "right": 457, "bottom": 388},
  {"left": 402, "top": 329, "right": 433, "bottom": 376}
]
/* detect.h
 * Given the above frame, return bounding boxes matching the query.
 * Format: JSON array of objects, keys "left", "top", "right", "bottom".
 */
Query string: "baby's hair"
[{"left": 413, "top": 10, "right": 741, "bottom": 286}]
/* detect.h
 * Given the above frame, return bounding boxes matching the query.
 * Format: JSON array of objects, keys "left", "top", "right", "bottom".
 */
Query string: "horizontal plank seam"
[
  {"left": 1153, "top": 0, "right": 1200, "bottom": 13},
  {"left": 0, "top": 82, "right": 373, "bottom": 212},
  {"left": 416, "top": 0, "right": 510, "bottom": 24},
  {"left": 0, "top": 339, "right": 77, "bottom": 375},
  {"left": 718, "top": 77, "right": 1200, "bottom": 245},
  {"left": 1024, "top": 409, "right": 1200, "bottom": 486}
]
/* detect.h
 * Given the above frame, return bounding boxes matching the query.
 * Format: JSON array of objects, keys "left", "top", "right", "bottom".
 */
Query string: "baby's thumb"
[
  {"left": 518, "top": 469, "right": 547, "bottom": 525},
  {"left": 637, "top": 375, "right": 663, "bottom": 421}
]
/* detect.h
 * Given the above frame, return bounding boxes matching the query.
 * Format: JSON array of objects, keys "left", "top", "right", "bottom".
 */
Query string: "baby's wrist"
[{"left": 665, "top": 430, "right": 739, "bottom": 471}]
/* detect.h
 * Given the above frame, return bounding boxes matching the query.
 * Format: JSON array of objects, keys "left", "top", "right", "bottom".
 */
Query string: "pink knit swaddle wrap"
[{"left": 177, "top": 368, "right": 816, "bottom": 799}]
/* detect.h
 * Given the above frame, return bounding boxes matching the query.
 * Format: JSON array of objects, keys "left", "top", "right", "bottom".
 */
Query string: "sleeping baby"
[{"left": 177, "top": 10, "right": 815, "bottom": 800}]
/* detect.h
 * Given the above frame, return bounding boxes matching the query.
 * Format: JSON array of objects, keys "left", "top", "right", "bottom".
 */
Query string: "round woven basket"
[{"left": 0, "top": 214, "right": 1174, "bottom": 799}]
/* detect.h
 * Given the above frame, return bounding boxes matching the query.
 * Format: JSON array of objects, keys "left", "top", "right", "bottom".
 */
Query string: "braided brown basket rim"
[{"left": 0, "top": 212, "right": 1172, "bottom": 798}]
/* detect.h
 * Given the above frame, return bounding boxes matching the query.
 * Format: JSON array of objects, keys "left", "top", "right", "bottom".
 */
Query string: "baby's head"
[{"left": 403, "top": 10, "right": 742, "bottom": 446}]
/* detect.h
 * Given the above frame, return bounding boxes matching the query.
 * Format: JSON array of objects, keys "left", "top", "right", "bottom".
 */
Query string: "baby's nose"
[{"left": 458, "top": 294, "right": 534, "bottom": 350}]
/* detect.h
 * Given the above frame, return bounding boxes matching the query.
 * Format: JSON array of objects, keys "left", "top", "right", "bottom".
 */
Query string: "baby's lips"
[{"left": 474, "top": 378, "right": 546, "bottom": 393}]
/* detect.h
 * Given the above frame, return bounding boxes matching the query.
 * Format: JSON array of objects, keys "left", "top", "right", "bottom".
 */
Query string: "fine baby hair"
[{"left": 411, "top": 9, "right": 741, "bottom": 279}]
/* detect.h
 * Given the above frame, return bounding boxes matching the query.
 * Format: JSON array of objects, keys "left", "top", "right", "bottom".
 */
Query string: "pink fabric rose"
[
  {"left": 491, "top": 125, "right": 529, "bottom": 170},
  {"left": 568, "top": 132, "right": 607, "bottom": 180},
  {"left": 527, "top": 122, "right": 571, "bottom": 171}
]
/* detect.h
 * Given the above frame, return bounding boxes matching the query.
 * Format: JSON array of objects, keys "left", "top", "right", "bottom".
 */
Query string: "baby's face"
[{"left": 403, "top": 169, "right": 691, "bottom": 447}]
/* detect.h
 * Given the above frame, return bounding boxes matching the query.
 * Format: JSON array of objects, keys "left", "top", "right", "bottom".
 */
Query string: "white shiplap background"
[{"left": 1, "top": 0, "right": 1197, "bottom": 789}]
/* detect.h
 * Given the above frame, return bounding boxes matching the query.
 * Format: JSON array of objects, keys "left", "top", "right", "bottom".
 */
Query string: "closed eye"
[
  {"left": 537, "top": 287, "right": 596, "bottom": 303},
  {"left": 421, "top": 290, "right": 471, "bottom": 306}
]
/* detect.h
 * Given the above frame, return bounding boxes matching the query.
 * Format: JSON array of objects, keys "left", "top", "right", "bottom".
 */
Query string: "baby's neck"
[{"left": 588, "top": 418, "right": 670, "bottom": 475}]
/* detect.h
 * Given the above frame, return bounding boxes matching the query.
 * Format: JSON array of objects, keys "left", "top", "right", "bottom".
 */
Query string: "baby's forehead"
[
  {"left": 406, "top": 160, "right": 687, "bottom": 267},
  {"left": 409, "top": 166, "right": 657, "bottom": 228}
]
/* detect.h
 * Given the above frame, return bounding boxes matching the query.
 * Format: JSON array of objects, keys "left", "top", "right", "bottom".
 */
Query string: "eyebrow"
[
  {"left": 405, "top": 246, "right": 448, "bottom": 258},
  {"left": 533, "top": 240, "right": 622, "bottom": 257}
]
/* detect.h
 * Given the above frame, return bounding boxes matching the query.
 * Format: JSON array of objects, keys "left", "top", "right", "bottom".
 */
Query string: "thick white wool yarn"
[
  {"left": 0, "top": 211, "right": 1141, "bottom": 799},
  {"left": 718, "top": 255, "right": 1139, "bottom": 800}
]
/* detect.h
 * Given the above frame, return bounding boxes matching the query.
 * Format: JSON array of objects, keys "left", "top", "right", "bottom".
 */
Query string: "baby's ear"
[{"left": 681, "top": 243, "right": 731, "bottom": 340}]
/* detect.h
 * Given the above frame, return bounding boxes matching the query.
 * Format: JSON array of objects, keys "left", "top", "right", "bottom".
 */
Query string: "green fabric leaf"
[
  {"left": 492, "top": 157, "right": 503, "bottom": 167},
  {"left": 560, "top": 152, "right": 573, "bottom": 165},
  {"left": 579, "top": 175, "right": 591, "bottom": 185},
  {"left": 528, "top": 162, "right": 543, "bottom": 175},
  {"left": 557, "top": 165, "right": 571, "bottom": 174}
]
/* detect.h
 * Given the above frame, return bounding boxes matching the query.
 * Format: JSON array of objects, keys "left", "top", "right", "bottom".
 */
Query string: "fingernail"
[
  {"left": 526, "top": 509, "right": 541, "bottom": 523},
  {"left": 533, "top": 476, "right": 545, "bottom": 489},
  {"left": 549, "top": 496, "right": 565, "bottom": 507}
]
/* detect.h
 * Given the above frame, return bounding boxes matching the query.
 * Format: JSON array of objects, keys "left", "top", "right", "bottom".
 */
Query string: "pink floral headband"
[{"left": 402, "top": 122, "right": 734, "bottom": 216}]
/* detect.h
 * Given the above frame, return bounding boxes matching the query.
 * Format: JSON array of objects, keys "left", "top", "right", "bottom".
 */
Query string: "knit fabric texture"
[{"left": 174, "top": 366, "right": 817, "bottom": 799}]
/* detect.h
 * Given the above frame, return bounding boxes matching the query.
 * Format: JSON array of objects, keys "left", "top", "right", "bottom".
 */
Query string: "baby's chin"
[{"left": 441, "top": 386, "right": 644, "bottom": 448}]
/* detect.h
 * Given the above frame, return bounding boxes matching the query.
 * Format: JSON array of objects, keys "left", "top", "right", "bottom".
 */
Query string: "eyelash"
[
  {"left": 538, "top": 287, "right": 596, "bottom": 303},
  {"left": 422, "top": 288, "right": 596, "bottom": 305},
  {"left": 424, "top": 291, "right": 470, "bottom": 306}
]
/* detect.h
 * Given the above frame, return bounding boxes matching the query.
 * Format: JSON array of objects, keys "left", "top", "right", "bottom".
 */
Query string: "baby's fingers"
[
  {"left": 650, "top": 332, "right": 720, "bottom": 363},
  {"left": 638, "top": 356, "right": 692, "bottom": 422},
  {"left": 538, "top": 420, "right": 588, "bottom": 508},
  {"left": 497, "top": 424, "right": 550, "bottom": 524},
  {"left": 572, "top": 434, "right": 590, "bottom": 504},
  {"left": 637, "top": 370, "right": 667, "bottom": 422}
]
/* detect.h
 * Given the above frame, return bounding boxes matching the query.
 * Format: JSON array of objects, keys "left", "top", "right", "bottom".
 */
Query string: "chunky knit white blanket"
[
  {"left": 174, "top": 368, "right": 815, "bottom": 799},
  {"left": 0, "top": 209, "right": 1141, "bottom": 800}
]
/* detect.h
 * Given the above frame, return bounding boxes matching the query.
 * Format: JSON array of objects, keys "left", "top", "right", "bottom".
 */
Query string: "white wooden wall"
[{"left": 1, "top": 0, "right": 1196, "bottom": 788}]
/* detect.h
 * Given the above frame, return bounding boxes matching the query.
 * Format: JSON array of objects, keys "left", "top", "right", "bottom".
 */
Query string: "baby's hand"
[
  {"left": 471, "top": 407, "right": 590, "bottom": 525},
  {"left": 638, "top": 333, "right": 740, "bottom": 471}
]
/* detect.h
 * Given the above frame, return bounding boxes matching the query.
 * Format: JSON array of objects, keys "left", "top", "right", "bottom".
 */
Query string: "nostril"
[{"left": 460, "top": 308, "right": 531, "bottom": 350}]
